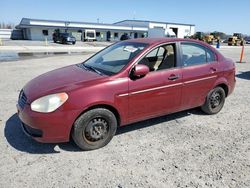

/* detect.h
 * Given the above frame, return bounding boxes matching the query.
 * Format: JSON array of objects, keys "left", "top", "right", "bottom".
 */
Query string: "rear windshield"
[{"left": 87, "top": 32, "right": 95, "bottom": 38}]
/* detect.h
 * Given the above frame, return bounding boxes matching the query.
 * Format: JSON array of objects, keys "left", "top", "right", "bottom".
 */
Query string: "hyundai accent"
[{"left": 17, "top": 38, "right": 236, "bottom": 150}]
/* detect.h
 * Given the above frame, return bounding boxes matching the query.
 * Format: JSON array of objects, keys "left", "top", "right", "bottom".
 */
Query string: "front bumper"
[
  {"left": 17, "top": 103, "right": 80, "bottom": 143},
  {"left": 21, "top": 122, "right": 43, "bottom": 138}
]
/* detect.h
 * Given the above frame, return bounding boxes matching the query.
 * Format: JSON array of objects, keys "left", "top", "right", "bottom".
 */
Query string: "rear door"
[{"left": 180, "top": 42, "right": 219, "bottom": 110}]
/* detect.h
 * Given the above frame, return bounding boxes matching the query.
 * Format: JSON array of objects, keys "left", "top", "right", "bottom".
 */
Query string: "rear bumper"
[
  {"left": 229, "top": 78, "right": 236, "bottom": 96},
  {"left": 17, "top": 104, "right": 80, "bottom": 143}
]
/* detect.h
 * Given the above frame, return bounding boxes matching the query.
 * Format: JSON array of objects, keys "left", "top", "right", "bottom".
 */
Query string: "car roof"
[
  {"left": 127, "top": 37, "right": 205, "bottom": 45},
  {"left": 127, "top": 37, "right": 216, "bottom": 51}
]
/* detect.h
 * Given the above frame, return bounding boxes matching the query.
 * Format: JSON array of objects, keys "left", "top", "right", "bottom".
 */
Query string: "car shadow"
[
  {"left": 236, "top": 71, "right": 250, "bottom": 80},
  {"left": 4, "top": 114, "right": 81, "bottom": 154},
  {"left": 116, "top": 108, "right": 203, "bottom": 135},
  {"left": 5, "top": 108, "right": 204, "bottom": 154}
]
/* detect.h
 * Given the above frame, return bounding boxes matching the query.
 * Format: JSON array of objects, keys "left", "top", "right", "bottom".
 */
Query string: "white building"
[
  {"left": 114, "top": 20, "right": 195, "bottom": 38},
  {"left": 16, "top": 18, "right": 195, "bottom": 41}
]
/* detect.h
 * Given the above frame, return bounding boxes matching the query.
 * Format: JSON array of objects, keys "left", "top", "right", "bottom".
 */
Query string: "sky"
[{"left": 0, "top": 0, "right": 249, "bottom": 34}]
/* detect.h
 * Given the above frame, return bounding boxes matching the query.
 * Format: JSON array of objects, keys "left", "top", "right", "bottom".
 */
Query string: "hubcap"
[
  {"left": 209, "top": 91, "right": 222, "bottom": 108},
  {"left": 84, "top": 117, "right": 109, "bottom": 142}
]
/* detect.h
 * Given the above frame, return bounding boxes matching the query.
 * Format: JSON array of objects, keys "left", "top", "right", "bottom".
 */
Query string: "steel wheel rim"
[
  {"left": 209, "top": 90, "right": 222, "bottom": 109},
  {"left": 83, "top": 117, "right": 109, "bottom": 143}
]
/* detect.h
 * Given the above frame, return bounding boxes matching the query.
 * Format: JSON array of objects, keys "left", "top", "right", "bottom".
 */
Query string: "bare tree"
[{"left": 0, "top": 22, "right": 15, "bottom": 29}]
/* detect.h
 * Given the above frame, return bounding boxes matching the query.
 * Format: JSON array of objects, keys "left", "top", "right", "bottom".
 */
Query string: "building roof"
[
  {"left": 114, "top": 19, "right": 195, "bottom": 27},
  {"left": 16, "top": 18, "right": 148, "bottom": 32}
]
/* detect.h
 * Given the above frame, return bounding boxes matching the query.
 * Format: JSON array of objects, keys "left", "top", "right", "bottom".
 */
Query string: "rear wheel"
[
  {"left": 201, "top": 87, "right": 226, "bottom": 115},
  {"left": 72, "top": 108, "right": 117, "bottom": 150}
]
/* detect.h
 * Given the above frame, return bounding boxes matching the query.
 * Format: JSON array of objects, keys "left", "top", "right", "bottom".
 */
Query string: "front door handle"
[{"left": 168, "top": 74, "right": 179, "bottom": 80}]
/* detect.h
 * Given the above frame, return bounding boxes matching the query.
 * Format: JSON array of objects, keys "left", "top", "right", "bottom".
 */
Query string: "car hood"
[{"left": 23, "top": 64, "right": 105, "bottom": 102}]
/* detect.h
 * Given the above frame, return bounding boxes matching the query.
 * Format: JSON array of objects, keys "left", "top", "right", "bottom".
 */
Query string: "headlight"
[{"left": 31, "top": 93, "right": 68, "bottom": 113}]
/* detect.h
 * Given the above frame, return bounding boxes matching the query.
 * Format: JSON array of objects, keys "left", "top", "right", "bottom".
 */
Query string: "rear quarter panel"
[{"left": 221, "top": 58, "right": 236, "bottom": 95}]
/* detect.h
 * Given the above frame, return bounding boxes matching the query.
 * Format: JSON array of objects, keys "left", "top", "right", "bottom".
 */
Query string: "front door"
[{"left": 128, "top": 43, "right": 182, "bottom": 123}]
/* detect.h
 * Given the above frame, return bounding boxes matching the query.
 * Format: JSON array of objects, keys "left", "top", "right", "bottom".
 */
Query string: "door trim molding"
[{"left": 118, "top": 82, "right": 182, "bottom": 97}]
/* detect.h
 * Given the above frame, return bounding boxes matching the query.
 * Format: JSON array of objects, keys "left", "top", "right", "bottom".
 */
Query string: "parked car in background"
[
  {"left": 245, "top": 37, "right": 250, "bottom": 44},
  {"left": 17, "top": 38, "right": 235, "bottom": 150},
  {"left": 120, "top": 33, "right": 131, "bottom": 41},
  {"left": 53, "top": 32, "right": 76, "bottom": 45}
]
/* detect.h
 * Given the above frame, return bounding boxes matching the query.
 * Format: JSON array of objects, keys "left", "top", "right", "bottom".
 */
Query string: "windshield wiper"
[
  {"left": 77, "top": 63, "right": 104, "bottom": 75},
  {"left": 84, "top": 64, "right": 103, "bottom": 75},
  {"left": 77, "top": 63, "right": 88, "bottom": 70}
]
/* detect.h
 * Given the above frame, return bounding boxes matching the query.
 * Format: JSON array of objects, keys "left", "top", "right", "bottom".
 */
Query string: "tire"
[
  {"left": 72, "top": 41, "right": 76, "bottom": 45},
  {"left": 72, "top": 108, "right": 117, "bottom": 150},
  {"left": 201, "top": 87, "right": 226, "bottom": 115}
]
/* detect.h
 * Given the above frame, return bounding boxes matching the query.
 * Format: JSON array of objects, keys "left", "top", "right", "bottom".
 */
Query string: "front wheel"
[
  {"left": 72, "top": 108, "right": 117, "bottom": 150},
  {"left": 201, "top": 87, "right": 226, "bottom": 115}
]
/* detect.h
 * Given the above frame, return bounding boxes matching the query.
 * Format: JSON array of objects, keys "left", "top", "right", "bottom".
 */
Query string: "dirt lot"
[{"left": 0, "top": 46, "right": 249, "bottom": 188}]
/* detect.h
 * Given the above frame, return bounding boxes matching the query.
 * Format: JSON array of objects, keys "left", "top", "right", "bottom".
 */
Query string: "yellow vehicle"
[
  {"left": 203, "top": 34, "right": 215, "bottom": 44},
  {"left": 191, "top": 32, "right": 217, "bottom": 44},
  {"left": 228, "top": 33, "right": 245, "bottom": 46}
]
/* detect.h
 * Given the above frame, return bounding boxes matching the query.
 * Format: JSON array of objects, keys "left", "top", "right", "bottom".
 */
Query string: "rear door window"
[{"left": 181, "top": 43, "right": 216, "bottom": 67}]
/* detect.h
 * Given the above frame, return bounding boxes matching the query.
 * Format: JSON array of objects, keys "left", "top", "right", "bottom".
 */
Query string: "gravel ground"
[{"left": 0, "top": 46, "right": 249, "bottom": 188}]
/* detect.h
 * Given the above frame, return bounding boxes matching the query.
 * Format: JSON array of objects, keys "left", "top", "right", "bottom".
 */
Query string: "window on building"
[
  {"left": 114, "top": 33, "right": 119, "bottom": 38},
  {"left": 42, "top": 30, "right": 48, "bottom": 36},
  {"left": 96, "top": 32, "right": 101, "bottom": 37}
]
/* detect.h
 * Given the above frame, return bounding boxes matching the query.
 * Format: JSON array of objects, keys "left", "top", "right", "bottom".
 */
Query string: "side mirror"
[{"left": 133, "top": 64, "right": 149, "bottom": 78}]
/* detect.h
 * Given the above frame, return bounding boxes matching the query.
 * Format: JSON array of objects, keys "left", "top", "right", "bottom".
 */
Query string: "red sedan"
[{"left": 17, "top": 38, "right": 236, "bottom": 150}]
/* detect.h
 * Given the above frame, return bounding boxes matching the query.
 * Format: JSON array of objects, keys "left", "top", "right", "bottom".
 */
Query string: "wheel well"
[
  {"left": 87, "top": 104, "right": 121, "bottom": 125},
  {"left": 69, "top": 104, "right": 121, "bottom": 141},
  {"left": 75, "top": 104, "right": 121, "bottom": 126},
  {"left": 217, "top": 84, "right": 229, "bottom": 97}
]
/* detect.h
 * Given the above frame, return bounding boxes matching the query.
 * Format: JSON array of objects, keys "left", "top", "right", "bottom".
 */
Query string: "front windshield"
[{"left": 83, "top": 42, "right": 148, "bottom": 75}]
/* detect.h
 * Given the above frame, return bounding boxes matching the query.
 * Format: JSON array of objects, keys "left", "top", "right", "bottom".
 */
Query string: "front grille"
[{"left": 18, "top": 90, "right": 27, "bottom": 109}]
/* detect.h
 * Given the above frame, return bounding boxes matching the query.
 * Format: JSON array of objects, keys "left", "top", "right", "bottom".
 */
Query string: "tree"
[
  {"left": 0, "top": 22, "right": 15, "bottom": 29},
  {"left": 210, "top": 31, "right": 228, "bottom": 40}
]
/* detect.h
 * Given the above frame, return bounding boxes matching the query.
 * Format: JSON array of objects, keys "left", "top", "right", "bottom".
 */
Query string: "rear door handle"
[
  {"left": 168, "top": 74, "right": 179, "bottom": 80},
  {"left": 210, "top": 67, "right": 217, "bottom": 72}
]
